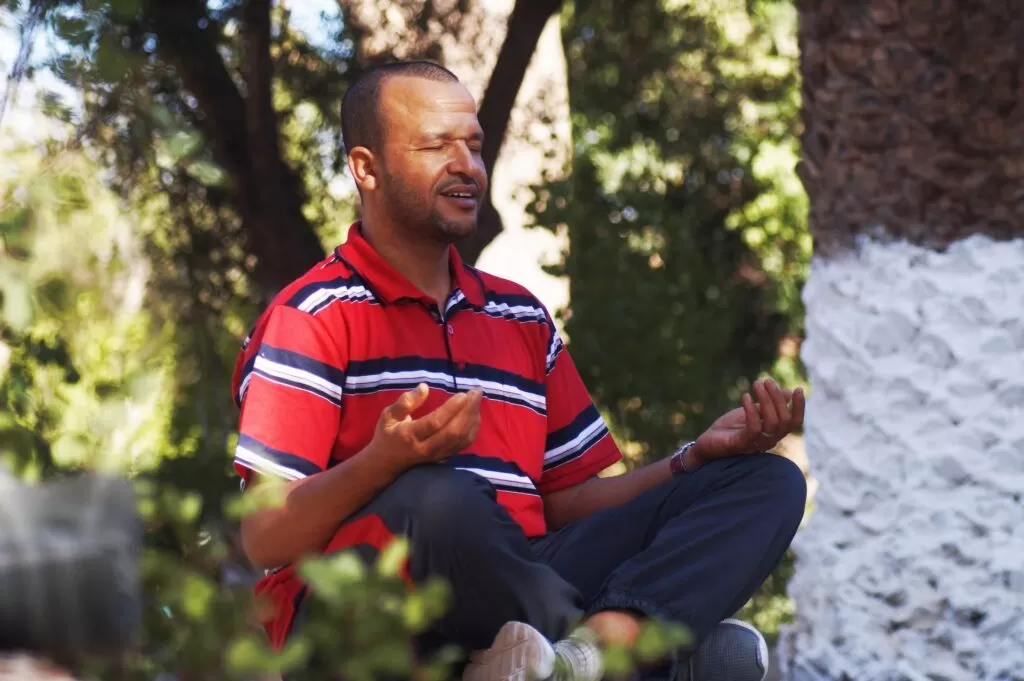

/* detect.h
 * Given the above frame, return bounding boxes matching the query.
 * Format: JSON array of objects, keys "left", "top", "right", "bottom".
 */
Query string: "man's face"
[{"left": 373, "top": 76, "right": 488, "bottom": 244}]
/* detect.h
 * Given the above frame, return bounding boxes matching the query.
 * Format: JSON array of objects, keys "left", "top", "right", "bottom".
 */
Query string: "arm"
[
  {"left": 233, "top": 305, "right": 360, "bottom": 569},
  {"left": 545, "top": 379, "right": 805, "bottom": 529},
  {"left": 542, "top": 443, "right": 704, "bottom": 529},
  {"left": 536, "top": 318, "right": 624, "bottom": 530},
  {"left": 241, "top": 383, "right": 482, "bottom": 570},
  {"left": 233, "top": 304, "right": 484, "bottom": 569},
  {"left": 240, "top": 446, "right": 401, "bottom": 570}
]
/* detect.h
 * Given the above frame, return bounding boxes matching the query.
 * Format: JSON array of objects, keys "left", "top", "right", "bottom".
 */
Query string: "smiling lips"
[{"left": 440, "top": 183, "right": 480, "bottom": 209}]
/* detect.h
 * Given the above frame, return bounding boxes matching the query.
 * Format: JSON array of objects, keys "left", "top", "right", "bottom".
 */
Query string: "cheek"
[{"left": 473, "top": 156, "right": 488, "bottom": 188}]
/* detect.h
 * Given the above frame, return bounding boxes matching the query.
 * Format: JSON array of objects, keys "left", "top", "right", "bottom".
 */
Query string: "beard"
[{"left": 379, "top": 167, "right": 479, "bottom": 244}]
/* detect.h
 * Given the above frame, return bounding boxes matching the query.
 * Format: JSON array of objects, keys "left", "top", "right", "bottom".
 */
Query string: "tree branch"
[
  {"left": 457, "top": 0, "right": 565, "bottom": 264},
  {"left": 146, "top": 0, "right": 326, "bottom": 296}
]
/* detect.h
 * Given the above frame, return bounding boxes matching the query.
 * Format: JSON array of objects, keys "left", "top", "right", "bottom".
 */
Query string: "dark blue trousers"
[{"left": 290, "top": 453, "right": 806, "bottom": 660}]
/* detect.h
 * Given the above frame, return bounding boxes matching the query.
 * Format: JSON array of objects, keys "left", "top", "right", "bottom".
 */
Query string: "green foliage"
[
  {"left": 528, "top": 0, "right": 809, "bottom": 642},
  {"left": 529, "top": 0, "right": 808, "bottom": 463},
  {"left": 1, "top": 0, "right": 811, "bottom": 676}
]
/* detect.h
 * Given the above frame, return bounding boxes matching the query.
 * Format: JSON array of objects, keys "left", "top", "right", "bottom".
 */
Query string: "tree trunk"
[
  {"left": 781, "top": 2, "right": 1024, "bottom": 680},
  {"left": 148, "top": 0, "right": 326, "bottom": 298},
  {"left": 458, "top": 0, "right": 564, "bottom": 264}
]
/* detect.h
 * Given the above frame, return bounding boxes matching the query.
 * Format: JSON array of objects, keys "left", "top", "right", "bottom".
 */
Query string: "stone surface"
[{"left": 780, "top": 235, "right": 1024, "bottom": 681}]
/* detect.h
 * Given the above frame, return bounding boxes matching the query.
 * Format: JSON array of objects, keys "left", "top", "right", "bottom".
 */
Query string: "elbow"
[{"left": 240, "top": 514, "right": 286, "bottom": 571}]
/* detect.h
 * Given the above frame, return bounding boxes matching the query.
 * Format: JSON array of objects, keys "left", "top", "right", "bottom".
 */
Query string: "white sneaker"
[{"left": 462, "top": 622, "right": 603, "bottom": 681}]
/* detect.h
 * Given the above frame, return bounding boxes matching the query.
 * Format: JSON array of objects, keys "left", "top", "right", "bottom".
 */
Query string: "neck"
[{"left": 360, "top": 215, "right": 452, "bottom": 303}]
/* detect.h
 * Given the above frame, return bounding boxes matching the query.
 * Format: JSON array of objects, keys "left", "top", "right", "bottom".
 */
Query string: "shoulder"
[
  {"left": 232, "top": 254, "right": 354, "bottom": 406},
  {"left": 268, "top": 252, "right": 372, "bottom": 317},
  {"left": 465, "top": 265, "right": 555, "bottom": 327},
  {"left": 242, "top": 253, "right": 364, "bottom": 350}
]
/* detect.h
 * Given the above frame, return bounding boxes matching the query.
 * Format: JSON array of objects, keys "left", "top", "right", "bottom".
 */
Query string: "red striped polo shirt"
[{"left": 230, "top": 223, "right": 622, "bottom": 647}]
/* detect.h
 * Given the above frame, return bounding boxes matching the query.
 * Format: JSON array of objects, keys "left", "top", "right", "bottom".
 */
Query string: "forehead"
[{"left": 378, "top": 76, "right": 481, "bottom": 141}]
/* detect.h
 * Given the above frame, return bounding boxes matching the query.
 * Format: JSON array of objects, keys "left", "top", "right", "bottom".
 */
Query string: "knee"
[
  {"left": 387, "top": 465, "right": 496, "bottom": 537},
  {"left": 749, "top": 453, "right": 807, "bottom": 526},
  {"left": 699, "top": 453, "right": 807, "bottom": 525}
]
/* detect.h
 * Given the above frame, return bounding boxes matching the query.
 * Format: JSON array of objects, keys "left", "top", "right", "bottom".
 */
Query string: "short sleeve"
[
  {"left": 538, "top": 320, "right": 622, "bottom": 494},
  {"left": 232, "top": 305, "right": 347, "bottom": 485}
]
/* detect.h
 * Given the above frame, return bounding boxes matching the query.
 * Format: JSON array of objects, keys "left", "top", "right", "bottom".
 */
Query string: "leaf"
[
  {"left": 1, "top": 277, "right": 34, "bottom": 331},
  {"left": 108, "top": 0, "right": 139, "bottom": 21},
  {"left": 0, "top": 207, "right": 29, "bottom": 236},
  {"left": 95, "top": 35, "right": 135, "bottom": 83},
  {"left": 376, "top": 537, "right": 409, "bottom": 577},
  {"left": 53, "top": 15, "right": 91, "bottom": 46},
  {"left": 149, "top": 103, "right": 177, "bottom": 131},
  {"left": 186, "top": 159, "right": 227, "bottom": 187},
  {"left": 180, "top": 573, "right": 215, "bottom": 620},
  {"left": 34, "top": 277, "right": 71, "bottom": 313},
  {"left": 223, "top": 477, "right": 287, "bottom": 518},
  {"left": 165, "top": 130, "right": 202, "bottom": 163},
  {"left": 633, "top": 620, "right": 692, "bottom": 663},
  {"left": 401, "top": 579, "right": 449, "bottom": 632},
  {"left": 226, "top": 636, "right": 271, "bottom": 673}
]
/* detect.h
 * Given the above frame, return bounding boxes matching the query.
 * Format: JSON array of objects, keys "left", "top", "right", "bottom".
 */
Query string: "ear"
[{"left": 347, "top": 147, "right": 379, "bottom": 193}]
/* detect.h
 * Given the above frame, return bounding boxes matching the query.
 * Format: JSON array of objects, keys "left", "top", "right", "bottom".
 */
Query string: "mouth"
[{"left": 439, "top": 184, "right": 480, "bottom": 210}]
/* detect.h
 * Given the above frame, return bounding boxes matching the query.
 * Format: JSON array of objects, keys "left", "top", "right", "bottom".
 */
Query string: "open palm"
[{"left": 694, "top": 379, "right": 805, "bottom": 463}]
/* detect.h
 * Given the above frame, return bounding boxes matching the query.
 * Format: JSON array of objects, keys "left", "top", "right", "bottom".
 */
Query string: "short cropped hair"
[{"left": 340, "top": 60, "right": 460, "bottom": 156}]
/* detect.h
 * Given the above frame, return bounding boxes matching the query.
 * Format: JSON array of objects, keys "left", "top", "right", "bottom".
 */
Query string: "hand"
[
  {"left": 691, "top": 379, "right": 805, "bottom": 465},
  {"left": 369, "top": 383, "right": 483, "bottom": 473}
]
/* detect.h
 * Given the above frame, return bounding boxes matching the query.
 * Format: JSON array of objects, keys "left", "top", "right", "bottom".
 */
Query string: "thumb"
[{"left": 386, "top": 383, "right": 429, "bottom": 422}]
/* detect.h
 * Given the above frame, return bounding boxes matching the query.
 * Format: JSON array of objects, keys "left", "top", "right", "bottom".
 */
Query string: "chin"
[{"left": 435, "top": 218, "right": 478, "bottom": 244}]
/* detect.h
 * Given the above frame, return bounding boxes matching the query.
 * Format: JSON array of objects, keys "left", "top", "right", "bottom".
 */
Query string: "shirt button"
[{"left": 447, "top": 323, "right": 455, "bottom": 335}]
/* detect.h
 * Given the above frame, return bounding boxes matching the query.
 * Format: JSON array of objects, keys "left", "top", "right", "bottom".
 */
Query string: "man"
[{"left": 231, "top": 60, "right": 807, "bottom": 681}]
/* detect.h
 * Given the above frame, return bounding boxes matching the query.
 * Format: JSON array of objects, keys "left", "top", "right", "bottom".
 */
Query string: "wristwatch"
[{"left": 669, "top": 441, "right": 698, "bottom": 476}]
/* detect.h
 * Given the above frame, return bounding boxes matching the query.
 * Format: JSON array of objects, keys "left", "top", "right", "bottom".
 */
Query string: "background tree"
[
  {"left": 1, "top": 0, "right": 812, "bottom": 677},
  {"left": 8, "top": 0, "right": 564, "bottom": 298},
  {"left": 528, "top": 0, "right": 808, "bottom": 643},
  {"left": 780, "top": 2, "right": 1024, "bottom": 680}
]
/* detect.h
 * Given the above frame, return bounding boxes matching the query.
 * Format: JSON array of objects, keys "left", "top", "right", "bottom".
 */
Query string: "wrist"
[
  {"left": 360, "top": 440, "right": 407, "bottom": 480},
  {"left": 683, "top": 442, "right": 705, "bottom": 471},
  {"left": 669, "top": 441, "right": 702, "bottom": 475}
]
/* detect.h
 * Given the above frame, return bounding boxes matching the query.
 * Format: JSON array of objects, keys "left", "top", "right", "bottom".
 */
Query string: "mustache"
[{"left": 436, "top": 176, "right": 482, "bottom": 194}]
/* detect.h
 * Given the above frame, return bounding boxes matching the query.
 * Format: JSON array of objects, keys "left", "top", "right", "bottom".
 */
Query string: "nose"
[{"left": 447, "top": 141, "right": 486, "bottom": 184}]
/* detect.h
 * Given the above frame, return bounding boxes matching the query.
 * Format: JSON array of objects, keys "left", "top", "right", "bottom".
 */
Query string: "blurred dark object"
[
  {"left": 0, "top": 465, "right": 142, "bottom": 659},
  {"left": 0, "top": 653, "right": 80, "bottom": 680}
]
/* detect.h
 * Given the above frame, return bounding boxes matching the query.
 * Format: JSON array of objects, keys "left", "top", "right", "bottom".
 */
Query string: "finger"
[
  {"left": 791, "top": 387, "right": 806, "bottom": 428},
  {"left": 421, "top": 390, "right": 482, "bottom": 456},
  {"left": 404, "top": 391, "right": 469, "bottom": 439},
  {"left": 384, "top": 383, "right": 430, "bottom": 422},
  {"left": 754, "top": 380, "right": 779, "bottom": 435},
  {"left": 765, "top": 380, "right": 792, "bottom": 433},
  {"left": 741, "top": 392, "right": 761, "bottom": 437}
]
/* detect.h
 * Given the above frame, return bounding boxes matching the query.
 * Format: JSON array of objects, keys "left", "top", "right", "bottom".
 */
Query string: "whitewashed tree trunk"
[
  {"left": 780, "top": 236, "right": 1024, "bottom": 680},
  {"left": 781, "top": 1, "right": 1024, "bottom": 679}
]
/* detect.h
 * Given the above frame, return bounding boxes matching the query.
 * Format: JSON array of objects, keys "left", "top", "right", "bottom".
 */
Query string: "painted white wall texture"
[{"left": 780, "top": 235, "right": 1024, "bottom": 681}]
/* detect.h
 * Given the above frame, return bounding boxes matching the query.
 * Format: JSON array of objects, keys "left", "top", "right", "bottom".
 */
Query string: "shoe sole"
[{"left": 463, "top": 622, "right": 557, "bottom": 681}]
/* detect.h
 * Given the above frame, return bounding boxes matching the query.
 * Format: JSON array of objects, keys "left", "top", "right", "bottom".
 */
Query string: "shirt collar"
[{"left": 335, "top": 222, "right": 486, "bottom": 308}]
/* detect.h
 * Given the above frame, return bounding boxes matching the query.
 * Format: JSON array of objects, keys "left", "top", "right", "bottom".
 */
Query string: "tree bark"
[
  {"left": 457, "top": 0, "right": 565, "bottom": 264},
  {"left": 796, "top": 0, "right": 1024, "bottom": 258},
  {"left": 147, "top": 0, "right": 326, "bottom": 297},
  {"left": 782, "top": 2, "right": 1024, "bottom": 679}
]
